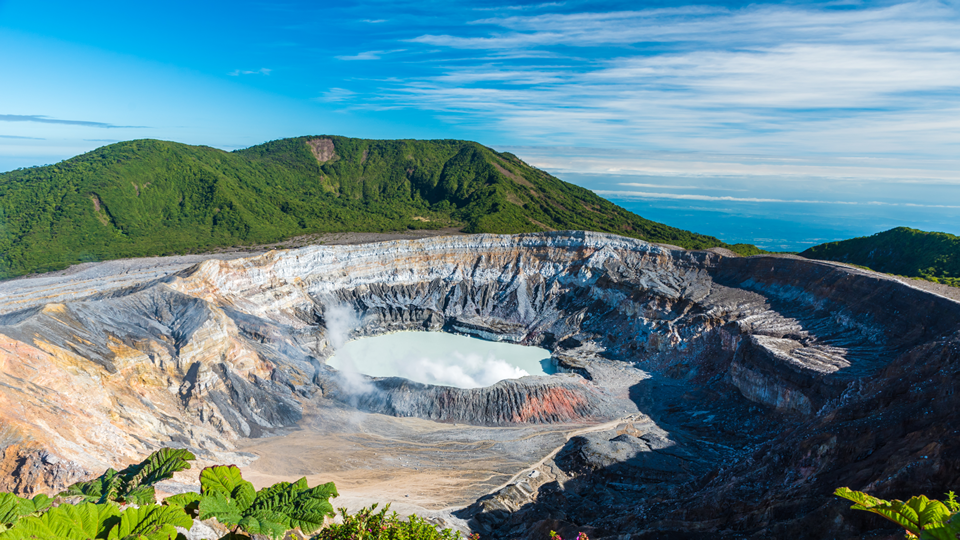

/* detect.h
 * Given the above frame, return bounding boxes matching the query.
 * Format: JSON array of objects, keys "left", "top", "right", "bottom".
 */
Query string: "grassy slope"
[
  {"left": 0, "top": 136, "right": 759, "bottom": 278},
  {"left": 801, "top": 227, "right": 960, "bottom": 287}
]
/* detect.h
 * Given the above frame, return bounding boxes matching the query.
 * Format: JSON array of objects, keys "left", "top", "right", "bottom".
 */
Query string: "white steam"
[
  {"left": 327, "top": 332, "right": 552, "bottom": 389},
  {"left": 323, "top": 302, "right": 359, "bottom": 350},
  {"left": 321, "top": 302, "right": 379, "bottom": 397},
  {"left": 394, "top": 352, "right": 529, "bottom": 388}
]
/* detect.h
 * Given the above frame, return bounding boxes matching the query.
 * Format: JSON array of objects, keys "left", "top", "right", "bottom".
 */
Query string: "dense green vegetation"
[
  {"left": 802, "top": 227, "right": 960, "bottom": 287},
  {"left": 0, "top": 136, "right": 755, "bottom": 279}
]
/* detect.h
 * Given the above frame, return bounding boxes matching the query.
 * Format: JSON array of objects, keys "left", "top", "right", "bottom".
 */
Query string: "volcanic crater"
[{"left": 1, "top": 231, "right": 958, "bottom": 539}]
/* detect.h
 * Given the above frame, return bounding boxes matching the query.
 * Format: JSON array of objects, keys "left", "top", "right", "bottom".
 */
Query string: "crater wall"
[{"left": 0, "top": 232, "right": 958, "bottom": 538}]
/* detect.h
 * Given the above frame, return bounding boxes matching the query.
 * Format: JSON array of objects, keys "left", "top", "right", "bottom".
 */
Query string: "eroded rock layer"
[{"left": 1, "top": 231, "right": 958, "bottom": 538}]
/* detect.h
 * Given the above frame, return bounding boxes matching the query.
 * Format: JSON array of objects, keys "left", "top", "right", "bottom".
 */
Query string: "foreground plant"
[
  {"left": 165, "top": 465, "right": 337, "bottom": 540},
  {"left": 0, "top": 502, "right": 192, "bottom": 540},
  {"left": 0, "top": 494, "right": 53, "bottom": 533},
  {"left": 0, "top": 446, "right": 340, "bottom": 540},
  {"left": 313, "top": 504, "right": 473, "bottom": 540},
  {"left": 61, "top": 448, "right": 196, "bottom": 506},
  {"left": 835, "top": 487, "right": 960, "bottom": 539}
]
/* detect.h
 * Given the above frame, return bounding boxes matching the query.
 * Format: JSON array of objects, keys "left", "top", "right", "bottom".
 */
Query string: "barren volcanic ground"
[{"left": 1, "top": 231, "right": 959, "bottom": 539}]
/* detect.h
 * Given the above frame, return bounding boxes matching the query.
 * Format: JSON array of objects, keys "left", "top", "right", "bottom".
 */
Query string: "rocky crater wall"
[{"left": 0, "top": 231, "right": 958, "bottom": 538}]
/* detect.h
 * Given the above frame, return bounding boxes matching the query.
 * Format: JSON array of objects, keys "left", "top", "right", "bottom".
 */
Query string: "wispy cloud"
[
  {"left": 619, "top": 182, "right": 747, "bottom": 192},
  {"left": 374, "top": 1, "right": 960, "bottom": 162},
  {"left": 473, "top": 2, "right": 566, "bottom": 12},
  {"left": 512, "top": 147, "right": 960, "bottom": 184},
  {"left": 361, "top": 19, "right": 387, "bottom": 23},
  {"left": 228, "top": 68, "right": 272, "bottom": 76},
  {"left": 0, "top": 114, "right": 146, "bottom": 129},
  {"left": 336, "top": 51, "right": 385, "bottom": 61},
  {"left": 595, "top": 190, "right": 960, "bottom": 208},
  {"left": 314, "top": 88, "right": 357, "bottom": 102},
  {"left": 335, "top": 49, "right": 405, "bottom": 61},
  {"left": 0, "top": 134, "right": 45, "bottom": 140}
]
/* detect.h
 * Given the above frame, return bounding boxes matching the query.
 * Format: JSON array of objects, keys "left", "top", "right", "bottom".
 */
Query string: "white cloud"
[
  {"left": 619, "top": 182, "right": 747, "bottom": 191},
  {"left": 594, "top": 190, "right": 960, "bottom": 208},
  {"left": 315, "top": 87, "right": 357, "bottom": 102},
  {"left": 513, "top": 147, "right": 960, "bottom": 183},
  {"left": 473, "top": 2, "right": 566, "bottom": 12},
  {"left": 335, "top": 49, "right": 406, "bottom": 61},
  {"left": 336, "top": 51, "right": 385, "bottom": 61},
  {"left": 228, "top": 68, "right": 271, "bottom": 76},
  {"left": 383, "top": 1, "right": 960, "bottom": 165}
]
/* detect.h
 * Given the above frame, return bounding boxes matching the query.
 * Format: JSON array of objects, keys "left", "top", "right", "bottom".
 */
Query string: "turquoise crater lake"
[{"left": 326, "top": 332, "right": 555, "bottom": 389}]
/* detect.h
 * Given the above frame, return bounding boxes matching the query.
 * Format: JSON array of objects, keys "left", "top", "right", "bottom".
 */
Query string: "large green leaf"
[
  {"left": 122, "top": 487, "right": 157, "bottom": 508},
  {"left": 61, "top": 448, "right": 196, "bottom": 506},
  {"left": 0, "top": 494, "right": 26, "bottom": 530},
  {"left": 105, "top": 505, "right": 192, "bottom": 540},
  {"left": 922, "top": 511, "right": 960, "bottom": 540},
  {"left": 197, "top": 492, "right": 243, "bottom": 527},
  {"left": 199, "top": 466, "right": 255, "bottom": 510},
  {"left": 836, "top": 487, "right": 956, "bottom": 536},
  {"left": 162, "top": 493, "right": 201, "bottom": 516},
  {"left": 62, "top": 469, "right": 124, "bottom": 504},
  {"left": 122, "top": 449, "right": 195, "bottom": 491},
  {"left": 0, "top": 502, "right": 120, "bottom": 540},
  {"left": 236, "top": 510, "right": 288, "bottom": 540},
  {"left": 17, "top": 496, "right": 53, "bottom": 518},
  {"left": 247, "top": 479, "right": 337, "bottom": 536}
]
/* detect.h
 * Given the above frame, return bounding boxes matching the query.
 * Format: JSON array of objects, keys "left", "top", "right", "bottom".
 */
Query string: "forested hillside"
[
  {"left": 0, "top": 136, "right": 758, "bottom": 278},
  {"left": 801, "top": 227, "right": 960, "bottom": 287}
]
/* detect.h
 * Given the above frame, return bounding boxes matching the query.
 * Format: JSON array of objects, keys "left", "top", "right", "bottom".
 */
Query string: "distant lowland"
[
  {"left": 0, "top": 136, "right": 763, "bottom": 279},
  {"left": 1, "top": 137, "right": 957, "bottom": 289}
]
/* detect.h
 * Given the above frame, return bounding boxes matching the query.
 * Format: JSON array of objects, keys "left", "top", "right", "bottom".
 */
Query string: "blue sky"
[{"left": 1, "top": 0, "right": 958, "bottom": 244}]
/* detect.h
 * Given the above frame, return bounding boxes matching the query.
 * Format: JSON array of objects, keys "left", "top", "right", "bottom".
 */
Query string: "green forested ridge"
[
  {"left": 0, "top": 136, "right": 754, "bottom": 278},
  {"left": 801, "top": 227, "right": 960, "bottom": 287}
]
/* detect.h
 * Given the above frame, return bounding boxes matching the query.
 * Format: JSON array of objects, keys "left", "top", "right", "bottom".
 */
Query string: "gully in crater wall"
[{"left": 0, "top": 231, "right": 957, "bottom": 538}]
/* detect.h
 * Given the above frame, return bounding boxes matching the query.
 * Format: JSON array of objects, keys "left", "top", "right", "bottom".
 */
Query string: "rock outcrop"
[{"left": 0, "top": 231, "right": 958, "bottom": 538}]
